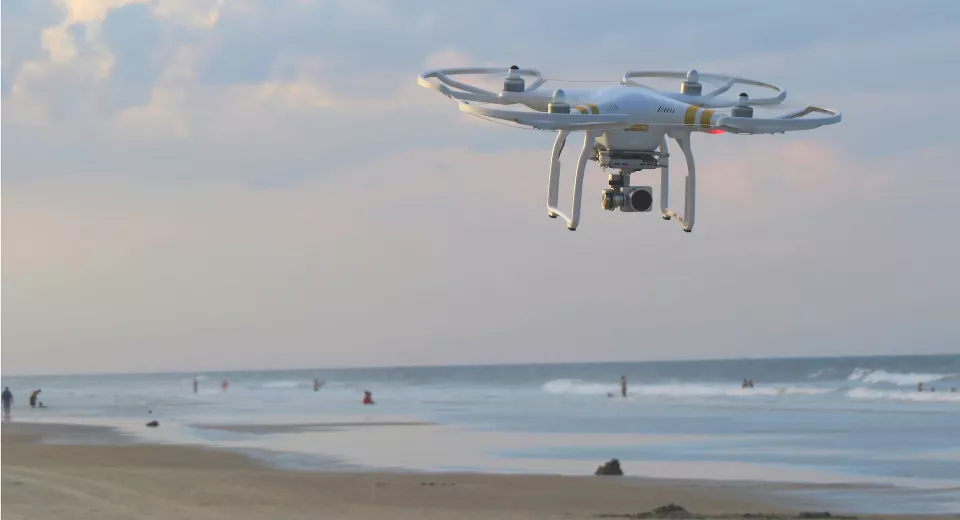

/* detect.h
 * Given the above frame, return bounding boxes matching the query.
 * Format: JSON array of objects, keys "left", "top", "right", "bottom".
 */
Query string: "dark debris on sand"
[{"left": 597, "top": 504, "right": 857, "bottom": 520}]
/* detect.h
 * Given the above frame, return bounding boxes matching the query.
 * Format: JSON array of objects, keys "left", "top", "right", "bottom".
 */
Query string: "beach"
[
  {"left": 1, "top": 422, "right": 955, "bottom": 520},
  {"left": 2, "top": 356, "right": 959, "bottom": 516}
]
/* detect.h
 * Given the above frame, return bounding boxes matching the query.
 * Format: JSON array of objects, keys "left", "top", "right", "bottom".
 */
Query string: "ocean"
[{"left": 3, "top": 354, "right": 959, "bottom": 513}]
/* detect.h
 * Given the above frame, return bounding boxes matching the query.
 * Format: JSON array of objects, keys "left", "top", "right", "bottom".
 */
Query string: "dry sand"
[{"left": 1, "top": 422, "right": 953, "bottom": 520}]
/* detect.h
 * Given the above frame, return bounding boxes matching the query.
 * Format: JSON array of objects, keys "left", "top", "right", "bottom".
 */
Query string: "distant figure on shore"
[
  {"left": 362, "top": 390, "right": 375, "bottom": 405},
  {"left": 951, "top": 387, "right": 957, "bottom": 393},
  {"left": 193, "top": 379, "right": 198, "bottom": 394},
  {"left": 620, "top": 376, "right": 627, "bottom": 398},
  {"left": 29, "top": 389, "right": 42, "bottom": 408},
  {"left": 221, "top": 380, "right": 229, "bottom": 391},
  {"left": 2, "top": 387, "right": 12, "bottom": 419},
  {"left": 741, "top": 379, "right": 755, "bottom": 388},
  {"left": 917, "top": 382, "right": 924, "bottom": 392},
  {"left": 314, "top": 379, "right": 325, "bottom": 392}
]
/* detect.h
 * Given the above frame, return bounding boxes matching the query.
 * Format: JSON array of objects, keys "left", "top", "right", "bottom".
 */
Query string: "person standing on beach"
[
  {"left": 620, "top": 376, "right": 628, "bottom": 398},
  {"left": 29, "top": 389, "right": 41, "bottom": 408},
  {"left": 193, "top": 379, "right": 198, "bottom": 394},
  {"left": 2, "top": 387, "right": 12, "bottom": 419}
]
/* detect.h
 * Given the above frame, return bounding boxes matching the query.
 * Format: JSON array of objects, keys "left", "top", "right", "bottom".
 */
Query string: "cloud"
[{"left": 2, "top": 0, "right": 959, "bottom": 374}]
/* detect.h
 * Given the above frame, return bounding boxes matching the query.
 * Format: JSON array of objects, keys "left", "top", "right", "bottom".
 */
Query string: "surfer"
[
  {"left": 620, "top": 376, "right": 628, "bottom": 398},
  {"left": 313, "top": 379, "right": 325, "bottom": 392},
  {"left": 193, "top": 378, "right": 198, "bottom": 394},
  {"left": 362, "top": 390, "right": 375, "bottom": 405},
  {"left": 917, "top": 382, "right": 924, "bottom": 392}
]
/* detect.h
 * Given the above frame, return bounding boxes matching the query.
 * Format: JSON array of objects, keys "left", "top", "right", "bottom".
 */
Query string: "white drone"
[{"left": 417, "top": 66, "right": 841, "bottom": 232}]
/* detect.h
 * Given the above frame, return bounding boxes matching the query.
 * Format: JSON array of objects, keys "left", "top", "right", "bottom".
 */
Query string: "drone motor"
[
  {"left": 548, "top": 89, "right": 571, "bottom": 114},
  {"left": 502, "top": 65, "right": 525, "bottom": 92},
  {"left": 680, "top": 69, "right": 702, "bottom": 96},
  {"left": 731, "top": 93, "right": 754, "bottom": 118}
]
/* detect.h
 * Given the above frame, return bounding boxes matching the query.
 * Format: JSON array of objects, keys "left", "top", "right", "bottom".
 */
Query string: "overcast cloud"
[{"left": 2, "top": 0, "right": 959, "bottom": 375}]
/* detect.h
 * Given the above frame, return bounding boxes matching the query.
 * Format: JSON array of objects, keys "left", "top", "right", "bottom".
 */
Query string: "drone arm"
[{"left": 458, "top": 102, "right": 632, "bottom": 128}]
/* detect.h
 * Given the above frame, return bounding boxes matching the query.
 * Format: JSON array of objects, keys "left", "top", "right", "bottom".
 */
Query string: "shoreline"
[{"left": 3, "top": 422, "right": 958, "bottom": 519}]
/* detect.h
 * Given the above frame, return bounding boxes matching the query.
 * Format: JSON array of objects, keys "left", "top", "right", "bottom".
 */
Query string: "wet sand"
[{"left": 1, "top": 422, "right": 954, "bottom": 520}]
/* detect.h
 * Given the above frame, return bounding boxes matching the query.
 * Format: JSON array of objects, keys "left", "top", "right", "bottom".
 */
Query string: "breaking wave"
[
  {"left": 260, "top": 381, "right": 304, "bottom": 389},
  {"left": 541, "top": 379, "right": 834, "bottom": 398},
  {"left": 846, "top": 387, "right": 960, "bottom": 402},
  {"left": 846, "top": 368, "right": 955, "bottom": 386}
]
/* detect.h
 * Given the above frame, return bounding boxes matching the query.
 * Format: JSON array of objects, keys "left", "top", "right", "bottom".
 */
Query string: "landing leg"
[
  {"left": 659, "top": 137, "right": 670, "bottom": 220},
  {"left": 547, "top": 130, "right": 569, "bottom": 218},
  {"left": 567, "top": 131, "right": 597, "bottom": 230},
  {"left": 660, "top": 133, "right": 696, "bottom": 232},
  {"left": 546, "top": 131, "right": 598, "bottom": 231},
  {"left": 677, "top": 136, "right": 696, "bottom": 232}
]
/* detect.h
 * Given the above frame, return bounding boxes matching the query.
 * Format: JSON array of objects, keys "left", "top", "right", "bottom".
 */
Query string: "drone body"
[{"left": 418, "top": 66, "right": 842, "bottom": 232}]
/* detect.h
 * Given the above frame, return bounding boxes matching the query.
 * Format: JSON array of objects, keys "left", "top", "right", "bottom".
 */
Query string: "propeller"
[
  {"left": 622, "top": 69, "right": 788, "bottom": 108},
  {"left": 417, "top": 65, "right": 547, "bottom": 104}
]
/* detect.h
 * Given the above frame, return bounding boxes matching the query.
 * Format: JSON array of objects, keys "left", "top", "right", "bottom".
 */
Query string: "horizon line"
[{"left": 2, "top": 351, "right": 957, "bottom": 379}]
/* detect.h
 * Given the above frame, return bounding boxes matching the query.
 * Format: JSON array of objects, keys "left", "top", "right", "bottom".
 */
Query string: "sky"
[{"left": 2, "top": 0, "right": 959, "bottom": 375}]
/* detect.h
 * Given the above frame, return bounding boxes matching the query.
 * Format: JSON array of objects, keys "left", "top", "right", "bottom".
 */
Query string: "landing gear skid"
[
  {"left": 546, "top": 130, "right": 598, "bottom": 231},
  {"left": 545, "top": 131, "right": 697, "bottom": 233},
  {"left": 658, "top": 135, "right": 696, "bottom": 233}
]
